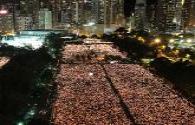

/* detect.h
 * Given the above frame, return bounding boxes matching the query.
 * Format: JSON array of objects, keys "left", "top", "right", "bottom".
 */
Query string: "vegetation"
[
  {"left": 0, "top": 33, "right": 63, "bottom": 125},
  {"left": 109, "top": 27, "right": 195, "bottom": 104},
  {"left": 151, "top": 57, "right": 195, "bottom": 104},
  {"left": 102, "top": 28, "right": 156, "bottom": 63}
]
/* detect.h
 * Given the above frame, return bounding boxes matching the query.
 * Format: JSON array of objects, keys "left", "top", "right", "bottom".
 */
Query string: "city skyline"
[
  {"left": 0, "top": 1, "right": 195, "bottom": 125},
  {"left": 0, "top": 0, "right": 194, "bottom": 34}
]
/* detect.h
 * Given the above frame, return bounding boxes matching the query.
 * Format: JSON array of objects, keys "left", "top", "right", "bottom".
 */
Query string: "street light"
[
  {"left": 169, "top": 39, "right": 175, "bottom": 43},
  {"left": 154, "top": 38, "right": 161, "bottom": 44}
]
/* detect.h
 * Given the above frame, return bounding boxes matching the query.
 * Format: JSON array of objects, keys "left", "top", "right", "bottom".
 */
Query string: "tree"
[
  {"left": 79, "top": 35, "right": 87, "bottom": 39},
  {"left": 91, "top": 34, "right": 98, "bottom": 39},
  {"left": 115, "top": 27, "right": 128, "bottom": 33}
]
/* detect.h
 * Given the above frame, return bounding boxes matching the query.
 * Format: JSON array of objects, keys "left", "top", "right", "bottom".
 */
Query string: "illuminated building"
[
  {"left": 0, "top": 2, "right": 18, "bottom": 32},
  {"left": 19, "top": 0, "right": 38, "bottom": 15},
  {"left": 45, "top": 0, "right": 124, "bottom": 28},
  {"left": 38, "top": 8, "right": 52, "bottom": 29},
  {"left": 156, "top": 0, "right": 192, "bottom": 33},
  {"left": 134, "top": 0, "right": 147, "bottom": 30},
  {"left": 50, "top": 0, "right": 61, "bottom": 27},
  {"left": 59, "top": 0, "right": 84, "bottom": 25},
  {"left": 60, "top": 0, "right": 73, "bottom": 24},
  {"left": 92, "top": 0, "right": 104, "bottom": 24},
  {"left": 83, "top": 0, "right": 94, "bottom": 24},
  {"left": 190, "top": 0, "right": 195, "bottom": 26},
  {"left": 127, "top": 13, "right": 136, "bottom": 31},
  {"left": 16, "top": 16, "right": 33, "bottom": 31},
  {"left": 19, "top": 0, "right": 39, "bottom": 29},
  {"left": 104, "top": 0, "right": 124, "bottom": 26},
  {"left": 181, "top": 0, "right": 192, "bottom": 29},
  {"left": 116, "top": 0, "right": 125, "bottom": 25},
  {"left": 146, "top": 1, "right": 158, "bottom": 32},
  {"left": 73, "top": 1, "right": 84, "bottom": 24},
  {"left": 0, "top": 13, "right": 13, "bottom": 33}
]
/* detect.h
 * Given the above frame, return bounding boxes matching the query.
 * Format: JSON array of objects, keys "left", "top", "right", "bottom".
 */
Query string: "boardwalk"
[{"left": 52, "top": 42, "right": 195, "bottom": 125}]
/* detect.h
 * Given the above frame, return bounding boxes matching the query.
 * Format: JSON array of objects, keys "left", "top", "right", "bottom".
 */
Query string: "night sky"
[{"left": 124, "top": 0, "right": 156, "bottom": 17}]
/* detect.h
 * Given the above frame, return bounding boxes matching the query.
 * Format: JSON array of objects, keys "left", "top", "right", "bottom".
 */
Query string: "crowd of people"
[
  {"left": 89, "top": 44, "right": 126, "bottom": 58},
  {"left": 104, "top": 64, "right": 195, "bottom": 124},
  {"left": 0, "top": 57, "right": 9, "bottom": 68},
  {"left": 62, "top": 44, "right": 126, "bottom": 64},
  {"left": 53, "top": 64, "right": 132, "bottom": 124},
  {"left": 52, "top": 41, "right": 195, "bottom": 124},
  {"left": 62, "top": 45, "right": 89, "bottom": 63}
]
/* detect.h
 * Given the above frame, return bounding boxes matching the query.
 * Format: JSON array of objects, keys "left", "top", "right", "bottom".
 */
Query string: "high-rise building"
[
  {"left": 19, "top": 0, "right": 39, "bottom": 29},
  {"left": 74, "top": 1, "right": 84, "bottom": 24},
  {"left": 156, "top": 0, "right": 192, "bottom": 33},
  {"left": 50, "top": 0, "right": 61, "bottom": 27},
  {"left": 146, "top": 1, "right": 158, "bottom": 32},
  {"left": 38, "top": 8, "right": 52, "bottom": 29},
  {"left": 60, "top": 0, "right": 84, "bottom": 25},
  {"left": 0, "top": 13, "right": 13, "bottom": 33},
  {"left": 60, "top": 0, "right": 74, "bottom": 24},
  {"left": 94, "top": 0, "right": 125, "bottom": 33},
  {"left": 181, "top": 0, "right": 192, "bottom": 29},
  {"left": 60, "top": 0, "right": 73, "bottom": 24},
  {"left": 190, "top": 0, "right": 195, "bottom": 26},
  {"left": 0, "top": 2, "right": 15, "bottom": 33},
  {"left": 26, "top": 0, "right": 125, "bottom": 33},
  {"left": 126, "top": 13, "right": 136, "bottom": 31},
  {"left": 103, "top": 0, "right": 124, "bottom": 27},
  {"left": 134, "top": 0, "right": 147, "bottom": 30},
  {"left": 16, "top": 16, "right": 33, "bottom": 31},
  {"left": 83, "top": 0, "right": 95, "bottom": 24},
  {"left": 92, "top": 0, "right": 104, "bottom": 24},
  {"left": 116, "top": 0, "right": 125, "bottom": 25}
]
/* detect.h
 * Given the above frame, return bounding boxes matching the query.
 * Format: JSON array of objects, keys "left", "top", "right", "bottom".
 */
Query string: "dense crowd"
[
  {"left": 0, "top": 57, "right": 9, "bottom": 68},
  {"left": 62, "top": 44, "right": 126, "bottom": 63},
  {"left": 104, "top": 64, "right": 195, "bottom": 124},
  {"left": 52, "top": 64, "right": 132, "bottom": 124},
  {"left": 62, "top": 45, "right": 89, "bottom": 60},
  {"left": 52, "top": 42, "right": 195, "bottom": 125},
  {"left": 89, "top": 44, "right": 126, "bottom": 58}
]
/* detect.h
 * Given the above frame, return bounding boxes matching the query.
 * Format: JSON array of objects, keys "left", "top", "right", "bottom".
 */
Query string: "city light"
[
  {"left": 169, "top": 39, "right": 175, "bottom": 43},
  {"left": 154, "top": 38, "right": 161, "bottom": 44},
  {"left": 28, "top": 110, "right": 35, "bottom": 116},
  {"left": 159, "top": 45, "right": 166, "bottom": 50},
  {"left": 187, "top": 39, "right": 192, "bottom": 43},
  {"left": 179, "top": 35, "right": 184, "bottom": 38},
  {"left": 17, "top": 122, "right": 24, "bottom": 125},
  {"left": 182, "top": 0, "right": 185, "bottom": 6},
  {"left": 185, "top": 54, "right": 191, "bottom": 58},
  {"left": 1, "top": 36, "right": 44, "bottom": 49},
  {"left": 88, "top": 72, "right": 94, "bottom": 76},
  {"left": 137, "top": 36, "right": 145, "bottom": 42},
  {"left": 1, "top": 0, "right": 195, "bottom": 125},
  {"left": 83, "top": 22, "right": 95, "bottom": 26},
  {"left": 0, "top": 9, "right": 8, "bottom": 14}
]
